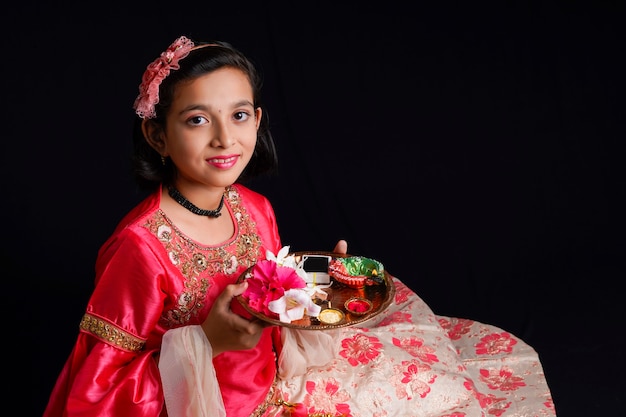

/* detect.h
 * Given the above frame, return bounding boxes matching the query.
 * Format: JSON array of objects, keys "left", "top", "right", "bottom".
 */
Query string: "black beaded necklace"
[{"left": 168, "top": 186, "right": 224, "bottom": 218}]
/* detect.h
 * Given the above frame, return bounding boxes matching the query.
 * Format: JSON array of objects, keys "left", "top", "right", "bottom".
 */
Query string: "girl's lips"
[{"left": 207, "top": 155, "right": 239, "bottom": 169}]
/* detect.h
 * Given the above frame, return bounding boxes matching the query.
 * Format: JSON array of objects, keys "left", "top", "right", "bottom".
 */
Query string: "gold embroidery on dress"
[
  {"left": 142, "top": 186, "right": 262, "bottom": 327},
  {"left": 80, "top": 313, "right": 145, "bottom": 352},
  {"left": 249, "top": 388, "right": 347, "bottom": 417},
  {"left": 248, "top": 383, "right": 276, "bottom": 417},
  {"left": 246, "top": 350, "right": 345, "bottom": 417}
]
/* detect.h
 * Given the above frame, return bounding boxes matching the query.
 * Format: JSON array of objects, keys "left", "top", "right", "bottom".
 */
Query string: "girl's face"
[{"left": 162, "top": 67, "right": 261, "bottom": 190}]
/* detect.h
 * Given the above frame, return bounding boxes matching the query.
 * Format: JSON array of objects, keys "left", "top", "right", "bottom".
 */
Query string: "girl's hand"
[
  {"left": 202, "top": 281, "right": 266, "bottom": 356},
  {"left": 333, "top": 239, "right": 348, "bottom": 255}
]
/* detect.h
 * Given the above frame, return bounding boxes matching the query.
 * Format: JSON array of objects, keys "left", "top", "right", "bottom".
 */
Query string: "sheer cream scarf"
[{"left": 159, "top": 325, "right": 338, "bottom": 417}]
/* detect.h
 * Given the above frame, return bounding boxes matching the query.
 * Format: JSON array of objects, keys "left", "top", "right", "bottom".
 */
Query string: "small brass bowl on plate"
[
  {"left": 318, "top": 308, "right": 345, "bottom": 325},
  {"left": 344, "top": 297, "right": 373, "bottom": 316}
]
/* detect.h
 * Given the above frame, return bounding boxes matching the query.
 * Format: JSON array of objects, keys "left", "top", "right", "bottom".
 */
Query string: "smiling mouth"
[
  {"left": 208, "top": 155, "right": 239, "bottom": 169},
  {"left": 210, "top": 156, "right": 237, "bottom": 164}
]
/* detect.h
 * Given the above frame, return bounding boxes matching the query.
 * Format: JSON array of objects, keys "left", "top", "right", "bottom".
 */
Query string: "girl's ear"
[
  {"left": 142, "top": 119, "right": 167, "bottom": 155},
  {"left": 255, "top": 107, "right": 262, "bottom": 130}
]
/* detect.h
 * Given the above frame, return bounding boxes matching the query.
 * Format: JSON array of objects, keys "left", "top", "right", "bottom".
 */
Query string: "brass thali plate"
[{"left": 236, "top": 251, "right": 395, "bottom": 330}]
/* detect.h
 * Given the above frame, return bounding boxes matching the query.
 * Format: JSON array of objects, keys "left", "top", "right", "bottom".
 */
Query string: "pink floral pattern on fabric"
[
  {"left": 378, "top": 310, "right": 412, "bottom": 326},
  {"left": 339, "top": 333, "right": 384, "bottom": 366},
  {"left": 439, "top": 317, "right": 474, "bottom": 341},
  {"left": 475, "top": 332, "right": 518, "bottom": 355},
  {"left": 391, "top": 359, "right": 437, "bottom": 400},
  {"left": 464, "top": 378, "right": 512, "bottom": 417},
  {"left": 303, "top": 378, "right": 352, "bottom": 417},
  {"left": 392, "top": 336, "right": 439, "bottom": 364},
  {"left": 479, "top": 367, "right": 526, "bottom": 391},
  {"left": 544, "top": 398, "right": 556, "bottom": 413},
  {"left": 393, "top": 279, "right": 413, "bottom": 304}
]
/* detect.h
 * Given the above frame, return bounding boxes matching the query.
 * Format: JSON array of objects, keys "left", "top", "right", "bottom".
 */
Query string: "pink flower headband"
[{"left": 133, "top": 36, "right": 215, "bottom": 119}]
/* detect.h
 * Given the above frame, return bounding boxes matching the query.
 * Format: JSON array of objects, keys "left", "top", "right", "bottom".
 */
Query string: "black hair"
[{"left": 131, "top": 40, "right": 278, "bottom": 191}]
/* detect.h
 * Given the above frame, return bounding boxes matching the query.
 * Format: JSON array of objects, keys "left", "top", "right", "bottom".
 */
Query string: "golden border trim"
[{"left": 80, "top": 313, "right": 146, "bottom": 352}]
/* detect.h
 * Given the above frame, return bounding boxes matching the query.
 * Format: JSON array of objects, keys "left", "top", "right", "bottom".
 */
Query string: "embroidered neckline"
[
  {"left": 156, "top": 209, "right": 237, "bottom": 250},
  {"left": 157, "top": 185, "right": 237, "bottom": 249}
]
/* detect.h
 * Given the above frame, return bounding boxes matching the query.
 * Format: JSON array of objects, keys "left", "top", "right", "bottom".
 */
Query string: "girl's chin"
[{"left": 211, "top": 172, "right": 245, "bottom": 187}]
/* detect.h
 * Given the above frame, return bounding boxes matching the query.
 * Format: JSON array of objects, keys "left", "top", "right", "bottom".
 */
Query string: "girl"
[
  {"left": 44, "top": 36, "right": 555, "bottom": 417},
  {"left": 43, "top": 36, "right": 346, "bottom": 417}
]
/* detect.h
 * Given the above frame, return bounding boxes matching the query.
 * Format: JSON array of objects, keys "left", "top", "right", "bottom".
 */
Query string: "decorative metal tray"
[{"left": 236, "top": 251, "right": 395, "bottom": 330}]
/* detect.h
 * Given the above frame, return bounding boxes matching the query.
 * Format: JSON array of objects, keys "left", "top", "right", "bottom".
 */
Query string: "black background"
[{"left": 4, "top": 2, "right": 624, "bottom": 416}]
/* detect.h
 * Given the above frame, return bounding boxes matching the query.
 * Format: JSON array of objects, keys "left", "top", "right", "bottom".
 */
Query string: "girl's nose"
[{"left": 211, "top": 123, "right": 234, "bottom": 148}]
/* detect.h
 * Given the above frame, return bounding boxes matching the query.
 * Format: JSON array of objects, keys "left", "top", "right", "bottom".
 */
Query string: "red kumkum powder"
[{"left": 347, "top": 299, "right": 370, "bottom": 312}]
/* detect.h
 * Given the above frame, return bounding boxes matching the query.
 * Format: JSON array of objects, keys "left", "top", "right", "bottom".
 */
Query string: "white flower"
[
  {"left": 268, "top": 288, "right": 322, "bottom": 323},
  {"left": 266, "top": 245, "right": 293, "bottom": 265},
  {"left": 304, "top": 282, "right": 332, "bottom": 301},
  {"left": 266, "top": 246, "right": 308, "bottom": 282}
]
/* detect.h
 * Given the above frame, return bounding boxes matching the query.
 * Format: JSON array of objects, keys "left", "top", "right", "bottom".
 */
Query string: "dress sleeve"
[{"left": 44, "top": 229, "right": 169, "bottom": 417}]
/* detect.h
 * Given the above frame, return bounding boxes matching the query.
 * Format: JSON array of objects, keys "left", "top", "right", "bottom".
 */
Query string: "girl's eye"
[
  {"left": 234, "top": 111, "right": 250, "bottom": 122},
  {"left": 188, "top": 115, "right": 208, "bottom": 126}
]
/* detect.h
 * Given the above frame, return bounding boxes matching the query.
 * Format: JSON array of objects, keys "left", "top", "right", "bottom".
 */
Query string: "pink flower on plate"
[{"left": 242, "top": 259, "right": 306, "bottom": 318}]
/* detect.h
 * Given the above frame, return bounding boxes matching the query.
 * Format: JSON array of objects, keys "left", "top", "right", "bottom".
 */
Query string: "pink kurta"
[{"left": 44, "top": 184, "right": 282, "bottom": 417}]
